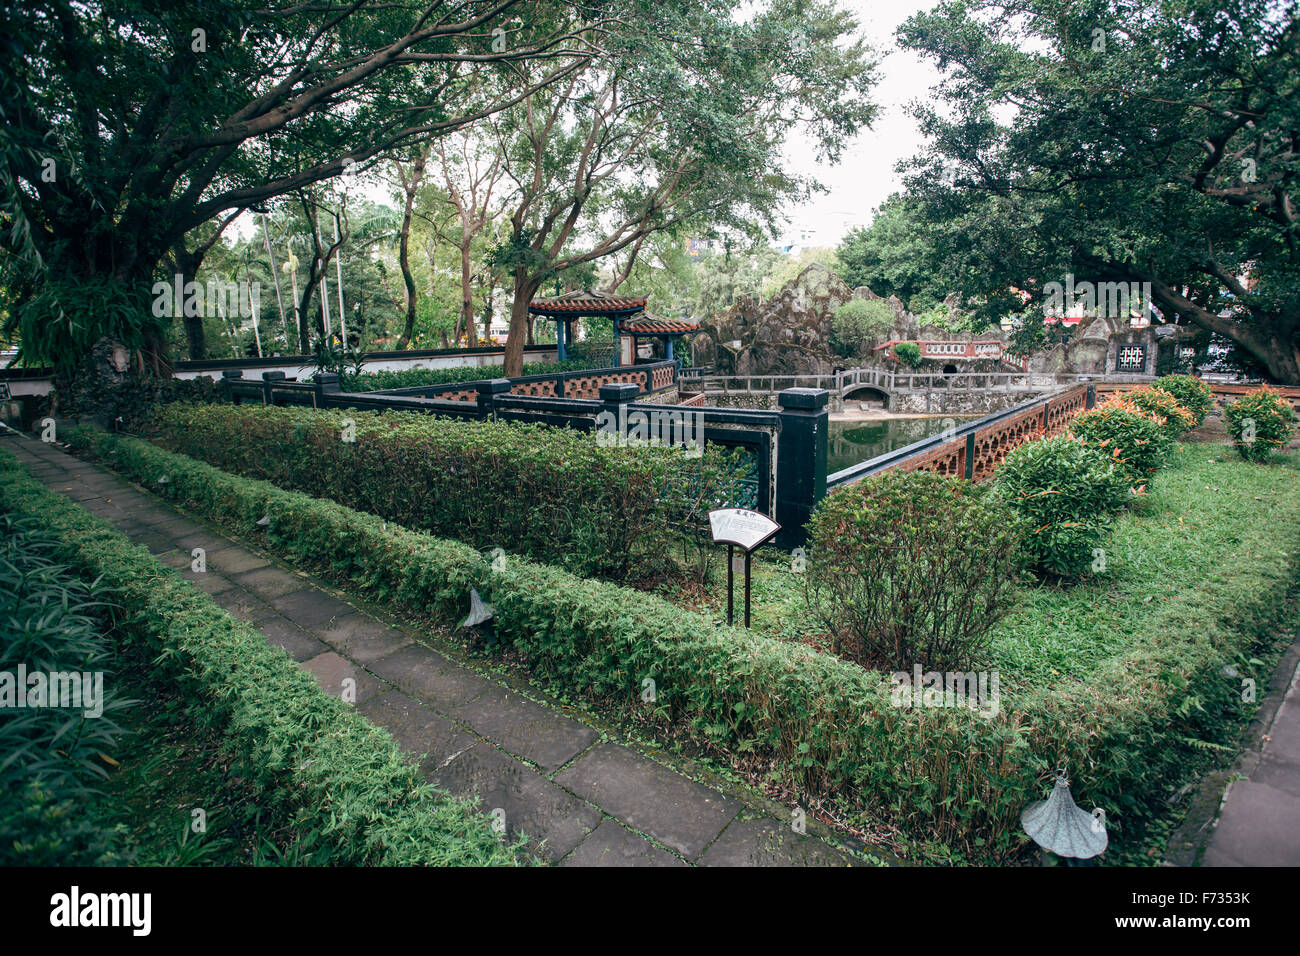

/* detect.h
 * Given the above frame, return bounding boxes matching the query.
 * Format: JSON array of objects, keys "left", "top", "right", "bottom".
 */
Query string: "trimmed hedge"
[
  {"left": 336, "top": 359, "right": 593, "bottom": 392},
  {"left": 66, "top": 426, "right": 1300, "bottom": 859},
  {"left": 143, "top": 402, "right": 741, "bottom": 581},
  {"left": 1152, "top": 374, "right": 1213, "bottom": 427},
  {"left": 805, "top": 471, "right": 1023, "bottom": 670},
  {"left": 1121, "top": 386, "right": 1196, "bottom": 440},
  {"left": 1069, "top": 399, "right": 1172, "bottom": 484},
  {"left": 0, "top": 512, "right": 133, "bottom": 865},
  {"left": 0, "top": 449, "right": 520, "bottom": 867}
]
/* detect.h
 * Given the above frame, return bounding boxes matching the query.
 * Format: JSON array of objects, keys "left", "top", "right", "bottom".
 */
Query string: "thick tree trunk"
[
  {"left": 182, "top": 313, "right": 207, "bottom": 362},
  {"left": 1143, "top": 271, "right": 1300, "bottom": 384},
  {"left": 503, "top": 273, "right": 542, "bottom": 376},
  {"left": 1202, "top": 319, "right": 1300, "bottom": 384},
  {"left": 170, "top": 246, "right": 207, "bottom": 361}
]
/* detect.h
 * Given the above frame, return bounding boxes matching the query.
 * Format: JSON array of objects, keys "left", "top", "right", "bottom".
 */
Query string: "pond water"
[{"left": 827, "top": 417, "right": 976, "bottom": 474}]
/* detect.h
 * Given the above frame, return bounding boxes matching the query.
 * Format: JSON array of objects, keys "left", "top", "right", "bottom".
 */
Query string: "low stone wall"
[
  {"left": 704, "top": 393, "right": 782, "bottom": 410},
  {"left": 888, "top": 388, "right": 1046, "bottom": 416}
]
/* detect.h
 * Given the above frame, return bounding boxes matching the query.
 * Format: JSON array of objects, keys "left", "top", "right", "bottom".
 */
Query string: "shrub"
[
  {"left": 830, "top": 298, "right": 895, "bottom": 358},
  {"left": 0, "top": 452, "right": 520, "bottom": 866},
  {"left": 1224, "top": 386, "right": 1297, "bottom": 462},
  {"left": 57, "top": 372, "right": 224, "bottom": 431},
  {"left": 892, "top": 341, "right": 923, "bottom": 368},
  {"left": 0, "top": 511, "right": 134, "bottom": 864},
  {"left": 1068, "top": 401, "right": 1172, "bottom": 484},
  {"left": 1152, "top": 374, "right": 1213, "bottom": 426},
  {"left": 1119, "top": 386, "right": 1196, "bottom": 440},
  {"left": 804, "top": 471, "right": 1023, "bottom": 670},
  {"left": 994, "top": 435, "right": 1130, "bottom": 577},
  {"left": 143, "top": 403, "right": 742, "bottom": 581}
]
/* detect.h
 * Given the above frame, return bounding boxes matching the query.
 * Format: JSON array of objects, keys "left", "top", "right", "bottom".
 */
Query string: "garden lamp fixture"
[{"left": 1021, "top": 769, "right": 1108, "bottom": 859}]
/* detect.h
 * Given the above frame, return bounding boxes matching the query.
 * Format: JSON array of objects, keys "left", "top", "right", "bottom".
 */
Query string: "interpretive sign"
[
  {"left": 708, "top": 509, "right": 781, "bottom": 627},
  {"left": 708, "top": 508, "right": 780, "bottom": 552}
]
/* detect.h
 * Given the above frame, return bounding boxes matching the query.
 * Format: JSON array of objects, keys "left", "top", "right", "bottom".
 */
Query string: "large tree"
[
  {"left": 835, "top": 194, "right": 949, "bottom": 311},
  {"left": 895, "top": 0, "right": 1300, "bottom": 382},
  {"left": 488, "top": 0, "right": 878, "bottom": 376},
  {"left": 0, "top": 0, "right": 623, "bottom": 370}
]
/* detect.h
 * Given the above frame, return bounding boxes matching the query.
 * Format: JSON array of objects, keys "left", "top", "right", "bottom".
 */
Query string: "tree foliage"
[{"left": 893, "top": 0, "right": 1300, "bottom": 382}]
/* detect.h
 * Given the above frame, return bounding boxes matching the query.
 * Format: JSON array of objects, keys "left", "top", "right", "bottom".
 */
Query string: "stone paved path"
[
  {"left": 3, "top": 430, "right": 864, "bottom": 867},
  {"left": 1200, "top": 635, "right": 1300, "bottom": 866}
]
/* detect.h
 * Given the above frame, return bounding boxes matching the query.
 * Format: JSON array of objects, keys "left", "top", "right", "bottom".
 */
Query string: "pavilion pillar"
[
  {"left": 556, "top": 317, "right": 567, "bottom": 362},
  {"left": 665, "top": 336, "right": 674, "bottom": 363},
  {"left": 612, "top": 318, "right": 620, "bottom": 367}
]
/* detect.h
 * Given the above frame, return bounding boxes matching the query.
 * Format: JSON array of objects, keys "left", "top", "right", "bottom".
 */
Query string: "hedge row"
[
  {"left": 66, "top": 426, "right": 1300, "bottom": 858},
  {"left": 336, "top": 359, "right": 594, "bottom": 392},
  {"left": 142, "top": 402, "right": 740, "bottom": 581},
  {"left": 0, "top": 448, "right": 520, "bottom": 867}
]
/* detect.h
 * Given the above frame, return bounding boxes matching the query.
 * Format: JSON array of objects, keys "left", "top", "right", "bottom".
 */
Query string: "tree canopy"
[
  {"left": 0, "top": 0, "right": 646, "bottom": 368},
  {"left": 892, "top": 0, "right": 1300, "bottom": 382},
  {"left": 485, "top": 0, "right": 878, "bottom": 374}
]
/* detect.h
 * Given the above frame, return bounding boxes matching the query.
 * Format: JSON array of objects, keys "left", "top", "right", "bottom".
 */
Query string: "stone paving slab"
[
  {"left": 185, "top": 569, "right": 240, "bottom": 595},
  {"left": 1202, "top": 781, "right": 1300, "bottom": 866},
  {"left": 270, "top": 588, "right": 354, "bottom": 628},
  {"left": 368, "top": 644, "right": 495, "bottom": 711},
  {"left": 558, "top": 819, "right": 686, "bottom": 868},
  {"left": 2, "top": 432, "right": 866, "bottom": 868},
  {"left": 301, "top": 651, "right": 389, "bottom": 705},
  {"left": 215, "top": 588, "right": 280, "bottom": 624},
  {"left": 555, "top": 743, "right": 741, "bottom": 859},
  {"left": 317, "top": 613, "right": 412, "bottom": 664},
  {"left": 1200, "top": 631, "right": 1300, "bottom": 866},
  {"left": 1249, "top": 756, "right": 1300, "bottom": 801},
  {"left": 698, "top": 819, "right": 857, "bottom": 867},
  {"left": 427, "top": 743, "right": 602, "bottom": 861},
  {"left": 256, "top": 616, "right": 330, "bottom": 662},
  {"left": 1263, "top": 693, "right": 1300, "bottom": 765},
  {"left": 205, "top": 547, "right": 272, "bottom": 575},
  {"left": 234, "top": 565, "right": 314, "bottom": 600},
  {"left": 356, "top": 691, "right": 477, "bottom": 769},
  {"left": 451, "top": 686, "right": 599, "bottom": 771}
]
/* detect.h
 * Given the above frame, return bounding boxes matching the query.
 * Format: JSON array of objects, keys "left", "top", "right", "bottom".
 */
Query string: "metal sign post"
[{"left": 709, "top": 508, "right": 781, "bottom": 627}]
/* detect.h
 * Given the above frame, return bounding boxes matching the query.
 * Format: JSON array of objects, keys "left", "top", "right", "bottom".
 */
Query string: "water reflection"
[{"left": 827, "top": 417, "right": 975, "bottom": 473}]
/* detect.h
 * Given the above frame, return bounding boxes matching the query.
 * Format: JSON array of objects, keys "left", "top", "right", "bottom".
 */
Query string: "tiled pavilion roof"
[
  {"left": 528, "top": 289, "right": 648, "bottom": 316},
  {"left": 621, "top": 315, "right": 700, "bottom": 335}
]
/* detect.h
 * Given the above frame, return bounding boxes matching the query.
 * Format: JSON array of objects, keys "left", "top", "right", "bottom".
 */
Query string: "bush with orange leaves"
[
  {"left": 1117, "top": 387, "right": 1196, "bottom": 440},
  {"left": 1068, "top": 399, "right": 1172, "bottom": 484}
]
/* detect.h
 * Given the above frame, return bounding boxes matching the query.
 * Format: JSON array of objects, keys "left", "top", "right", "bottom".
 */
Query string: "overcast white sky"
[{"left": 776, "top": 0, "right": 943, "bottom": 248}]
